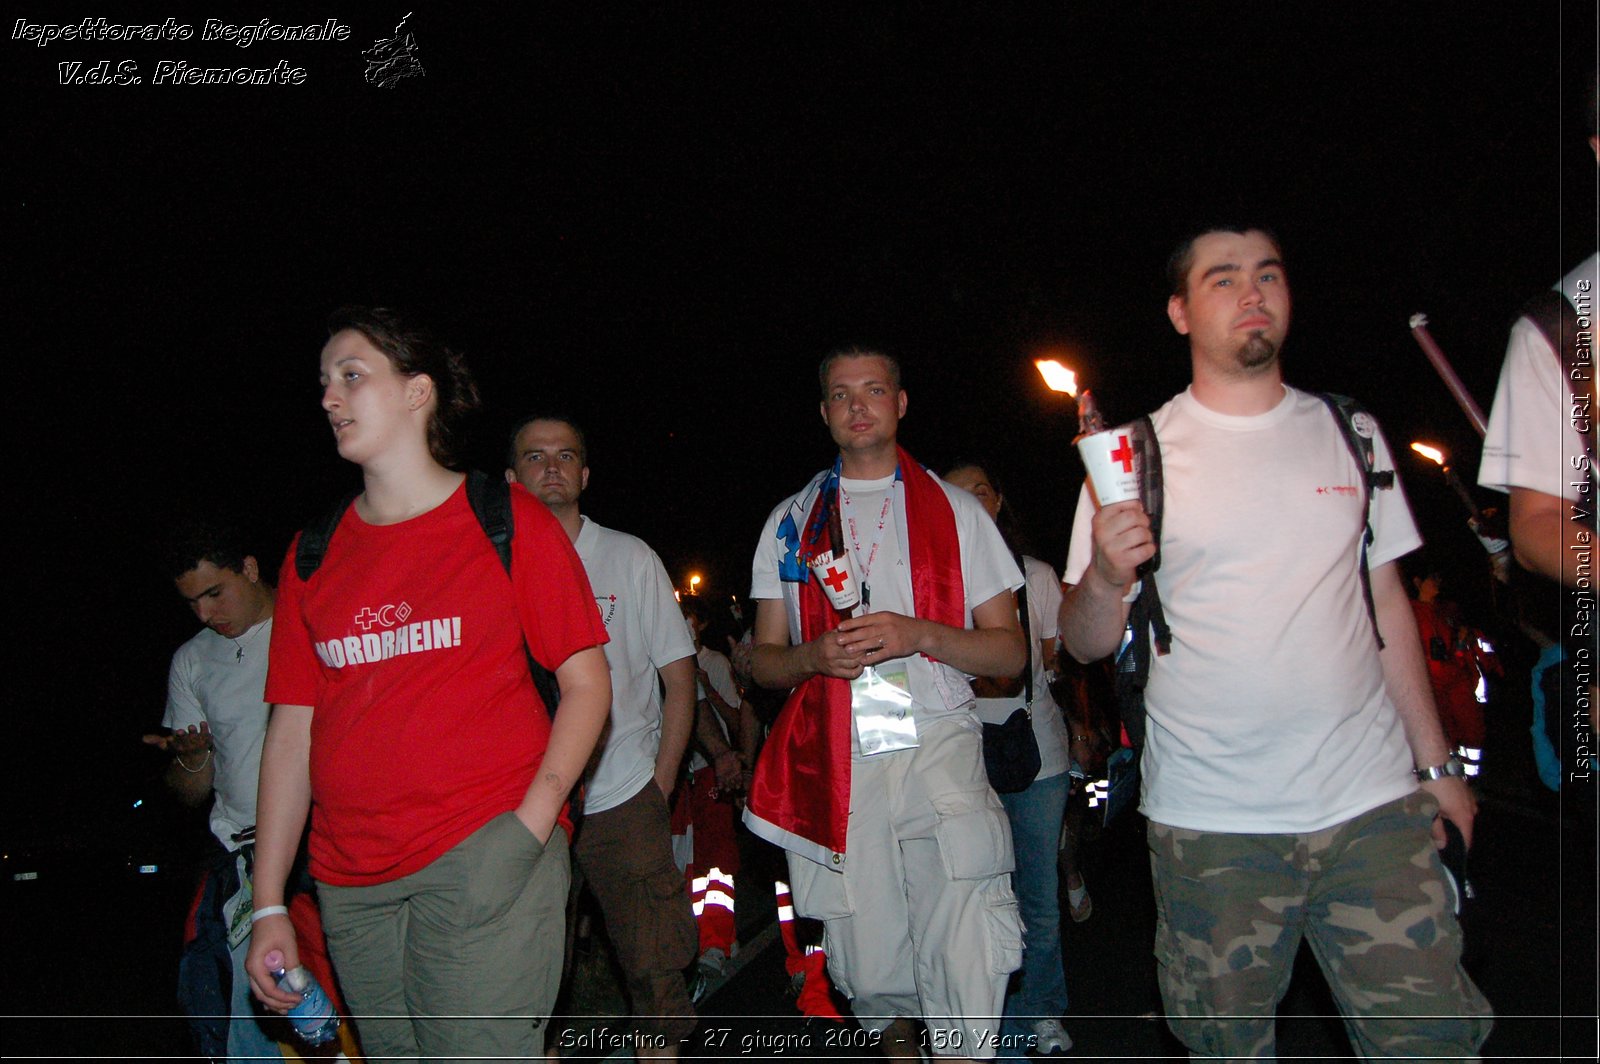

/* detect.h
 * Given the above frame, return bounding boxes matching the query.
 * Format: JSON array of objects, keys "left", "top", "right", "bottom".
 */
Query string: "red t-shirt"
[{"left": 266, "top": 481, "right": 608, "bottom": 887}]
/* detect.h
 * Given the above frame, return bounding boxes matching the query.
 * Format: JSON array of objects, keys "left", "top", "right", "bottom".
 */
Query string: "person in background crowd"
[
  {"left": 147, "top": 520, "right": 329, "bottom": 1063},
  {"left": 944, "top": 459, "right": 1074, "bottom": 1056},
  {"left": 674, "top": 596, "right": 758, "bottom": 1002},
  {"left": 508, "top": 413, "right": 699, "bottom": 1055},
  {"left": 1409, "top": 566, "right": 1500, "bottom": 780}
]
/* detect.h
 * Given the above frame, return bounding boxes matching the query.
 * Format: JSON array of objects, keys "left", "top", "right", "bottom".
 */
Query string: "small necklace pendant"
[{"left": 236, "top": 646, "right": 244, "bottom": 663}]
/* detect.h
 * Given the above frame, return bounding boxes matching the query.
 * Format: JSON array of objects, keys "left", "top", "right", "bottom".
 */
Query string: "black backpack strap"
[
  {"left": 465, "top": 470, "right": 562, "bottom": 719},
  {"left": 1317, "top": 393, "right": 1393, "bottom": 650},
  {"left": 465, "top": 469, "right": 514, "bottom": 571},
  {"left": 294, "top": 489, "right": 361, "bottom": 582},
  {"left": 1013, "top": 551, "right": 1033, "bottom": 708},
  {"left": 1131, "top": 415, "right": 1171, "bottom": 656},
  {"left": 1112, "top": 414, "right": 1168, "bottom": 751}
]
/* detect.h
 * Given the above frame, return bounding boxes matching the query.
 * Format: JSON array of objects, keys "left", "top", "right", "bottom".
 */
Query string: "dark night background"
[{"left": 4, "top": 0, "right": 1596, "bottom": 1049}]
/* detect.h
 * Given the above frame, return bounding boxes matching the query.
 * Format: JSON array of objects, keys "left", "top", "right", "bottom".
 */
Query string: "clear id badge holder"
[{"left": 851, "top": 663, "right": 918, "bottom": 755}]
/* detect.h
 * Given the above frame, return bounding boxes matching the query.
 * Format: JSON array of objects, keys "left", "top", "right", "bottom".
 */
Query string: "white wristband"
[{"left": 251, "top": 905, "right": 289, "bottom": 923}]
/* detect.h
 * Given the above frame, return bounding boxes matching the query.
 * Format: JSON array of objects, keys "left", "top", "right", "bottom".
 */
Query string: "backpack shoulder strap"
[
  {"left": 465, "top": 469, "right": 514, "bottom": 573},
  {"left": 1012, "top": 551, "right": 1033, "bottom": 707},
  {"left": 1132, "top": 415, "right": 1171, "bottom": 655},
  {"left": 294, "top": 489, "right": 361, "bottom": 582},
  {"left": 1113, "top": 414, "right": 1169, "bottom": 752},
  {"left": 1316, "top": 392, "right": 1391, "bottom": 650},
  {"left": 1522, "top": 288, "right": 1598, "bottom": 479},
  {"left": 466, "top": 471, "right": 563, "bottom": 719},
  {"left": 1522, "top": 288, "right": 1578, "bottom": 370}
]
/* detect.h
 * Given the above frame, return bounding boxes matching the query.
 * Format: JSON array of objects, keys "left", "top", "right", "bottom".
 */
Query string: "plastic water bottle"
[{"left": 263, "top": 949, "right": 341, "bottom": 1047}]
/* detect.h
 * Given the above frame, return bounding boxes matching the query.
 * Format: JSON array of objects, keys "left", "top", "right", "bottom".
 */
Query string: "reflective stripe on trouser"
[
  {"left": 676, "top": 766, "right": 741, "bottom": 955},
  {"left": 690, "top": 866, "right": 737, "bottom": 955},
  {"left": 1148, "top": 791, "right": 1492, "bottom": 1060},
  {"left": 1452, "top": 744, "right": 1483, "bottom": 777}
]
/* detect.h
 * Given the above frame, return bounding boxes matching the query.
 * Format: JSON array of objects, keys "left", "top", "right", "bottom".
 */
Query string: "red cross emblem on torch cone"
[
  {"left": 1107, "top": 434, "right": 1135, "bottom": 474},
  {"left": 808, "top": 549, "right": 860, "bottom": 612},
  {"left": 1076, "top": 425, "right": 1143, "bottom": 506}
]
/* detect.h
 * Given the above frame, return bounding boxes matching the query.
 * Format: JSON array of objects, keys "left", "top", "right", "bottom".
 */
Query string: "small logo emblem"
[{"left": 364, "top": 12, "right": 425, "bottom": 89}]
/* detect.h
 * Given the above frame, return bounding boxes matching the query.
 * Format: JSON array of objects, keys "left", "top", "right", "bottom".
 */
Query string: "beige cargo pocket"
[
  {"left": 981, "top": 876, "right": 1024, "bottom": 975},
  {"left": 931, "top": 787, "right": 1015, "bottom": 879},
  {"left": 788, "top": 852, "right": 855, "bottom": 921}
]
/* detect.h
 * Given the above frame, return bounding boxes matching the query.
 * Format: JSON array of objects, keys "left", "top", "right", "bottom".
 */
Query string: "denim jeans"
[
  {"left": 997, "top": 770, "right": 1069, "bottom": 1041},
  {"left": 177, "top": 844, "right": 284, "bottom": 1062}
]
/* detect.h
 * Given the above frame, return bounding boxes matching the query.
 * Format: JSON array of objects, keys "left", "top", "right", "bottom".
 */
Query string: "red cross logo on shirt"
[
  {"left": 354, "top": 606, "right": 379, "bottom": 631},
  {"left": 1108, "top": 435, "right": 1135, "bottom": 474},
  {"left": 821, "top": 566, "right": 850, "bottom": 594}
]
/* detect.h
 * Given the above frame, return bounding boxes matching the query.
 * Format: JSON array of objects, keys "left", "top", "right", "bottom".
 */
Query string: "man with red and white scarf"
[{"left": 745, "top": 347, "right": 1026, "bottom": 1061}]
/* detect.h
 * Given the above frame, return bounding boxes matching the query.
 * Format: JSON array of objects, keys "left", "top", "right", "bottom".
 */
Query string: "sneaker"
[
  {"left": 689, "top": 948, "right": 727, "bottom": 1004},
  {"left": 1031, "top": 1018, "right": 1072, "bottom": 1055}
]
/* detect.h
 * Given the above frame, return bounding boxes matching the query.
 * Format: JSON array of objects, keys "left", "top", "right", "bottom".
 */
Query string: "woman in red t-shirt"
[{"left": 244, "top": 308, "right": 611, "bottom": 1061}]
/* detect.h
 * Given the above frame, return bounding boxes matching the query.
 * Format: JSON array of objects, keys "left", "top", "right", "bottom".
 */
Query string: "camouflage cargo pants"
[{"left": 1148, "top": 791, "right": 1492, "bottom": 1061}]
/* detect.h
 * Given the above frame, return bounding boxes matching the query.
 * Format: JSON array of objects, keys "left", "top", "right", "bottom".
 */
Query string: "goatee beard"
[{"left": 1235, "top": 332, "right": 1279, "bottom": 372}]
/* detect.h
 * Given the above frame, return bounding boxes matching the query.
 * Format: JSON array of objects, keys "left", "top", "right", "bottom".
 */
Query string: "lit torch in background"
[
  {"left": 1410, "top": 441, "right": 1512, "bottom": 579},
  {"left": 1035, "top": 359, "right": 1105, "bottom": 436}
]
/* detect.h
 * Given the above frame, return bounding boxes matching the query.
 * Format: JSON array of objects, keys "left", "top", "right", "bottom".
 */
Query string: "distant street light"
[{"left": 688, "top": 573, "right": 702, "bottom": 596}]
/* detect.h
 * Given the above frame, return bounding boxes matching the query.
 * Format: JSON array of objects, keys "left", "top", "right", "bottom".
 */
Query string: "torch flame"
[
  {"left": 1410, "top": 443, "right": 1446, "bottom": 466},
  {"left": 1035, "top": 359, "right": 1078, "bottom": 397}
]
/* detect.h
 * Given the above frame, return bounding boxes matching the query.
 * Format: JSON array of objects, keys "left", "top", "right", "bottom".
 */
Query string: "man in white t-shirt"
[
  {"left": 509, "top": 415, "right": 699, "bottom": 1054},
  {"left": 1478, "top": 91, "right": 1598, "bottom": 781},
  {"left": 1480, "top": 83, "right": 1598, "bottom": 596},
  {"left": 1061, "top": 227, "right": 1491, "bottom": 1059},
  {"left": 142, "top": 522, "right": 284, "bottom": 1062},
  {"left": 745, "top": 347, "right": 1026, "bottom": 1061}
]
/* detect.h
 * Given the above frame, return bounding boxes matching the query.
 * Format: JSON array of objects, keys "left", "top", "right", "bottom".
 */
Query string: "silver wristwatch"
[{"left": 1414, "top": 757, "right": 1466, "bottom": 782}]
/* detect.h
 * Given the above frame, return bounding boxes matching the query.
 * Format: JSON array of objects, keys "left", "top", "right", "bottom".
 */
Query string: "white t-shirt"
[
  {"left": 751, "top": 465, "right": 1024, "bottom": 743},
  {"left": 1478, "top": 253, "right": 1597, "bottom": 504},
  {"left": 974, "top": 556, "right": 1072, "bottom": 780},
  {"left": 1064, "top": 386, "right": 1422, "bottom": 833},
  {"left": 574, "top": 516, "right": 697, "bottom": 814},
  {"left": 163, "top": 617, "right": 274, "bottom": 848}
]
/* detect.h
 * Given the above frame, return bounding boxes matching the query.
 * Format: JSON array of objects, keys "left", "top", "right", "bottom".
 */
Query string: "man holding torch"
[
  {"left": 744, "top": 347, "right": 1026, "bottom": 1060},
  {"left": 1477, "top": 75, "right": 1598, "bottom": 765},
  {"left": 1059, "top": 225, "right": 1491, "bottom": 1059}
]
